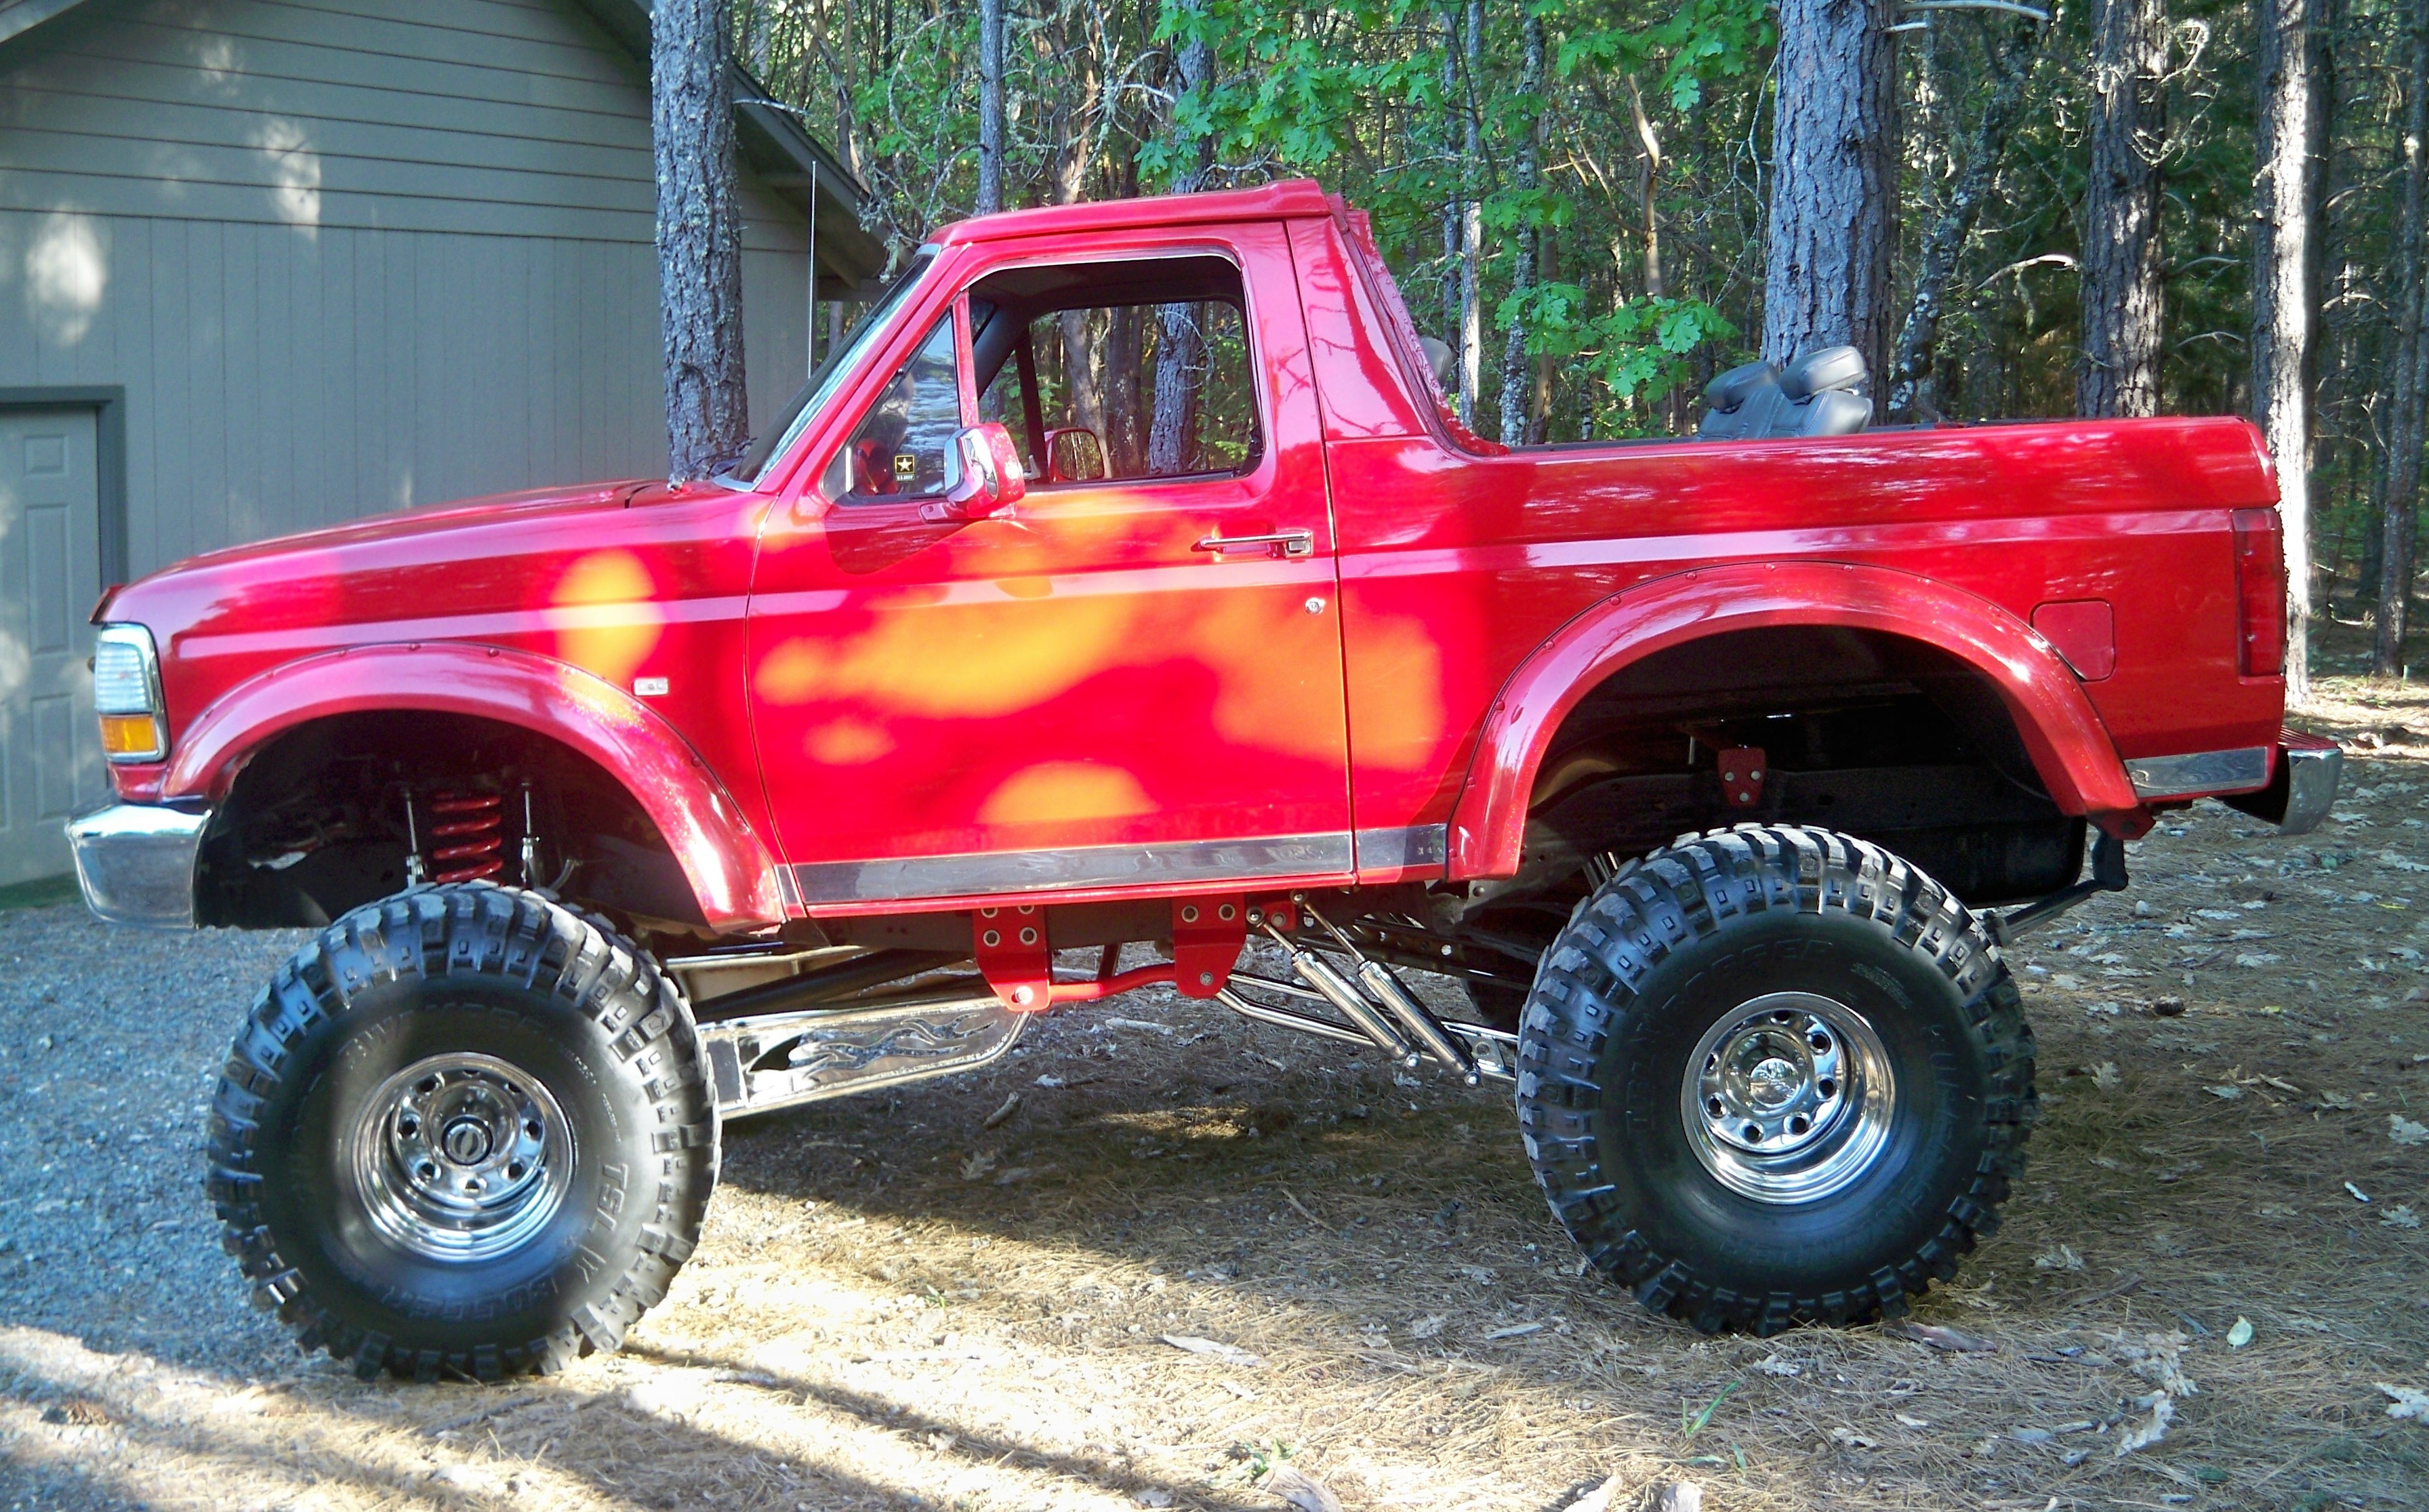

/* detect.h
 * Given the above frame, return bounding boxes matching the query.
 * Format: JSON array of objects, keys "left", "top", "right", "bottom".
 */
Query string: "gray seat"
[{"left": 1698, "top": 345, "right": 1873, "bottom": 440}]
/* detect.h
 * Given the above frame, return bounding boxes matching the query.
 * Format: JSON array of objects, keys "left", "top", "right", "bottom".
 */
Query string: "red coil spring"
[{"left": 425, "top": 792, "right": 505, "bottom": 883}]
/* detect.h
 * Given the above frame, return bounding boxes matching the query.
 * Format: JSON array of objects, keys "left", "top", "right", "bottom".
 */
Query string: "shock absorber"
[{"left": 424, "top": 791, "right": 506, "bottom": 883}]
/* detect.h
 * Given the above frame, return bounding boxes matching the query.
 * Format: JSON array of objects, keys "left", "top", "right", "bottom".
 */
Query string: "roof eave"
[{"left": 0, "top": 0, "right": 96, "bottom": 49}]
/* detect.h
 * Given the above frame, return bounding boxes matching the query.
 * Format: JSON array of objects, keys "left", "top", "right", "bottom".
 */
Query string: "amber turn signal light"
[{"left": 98, "top": 713, "right": 164, "bottom": 760}]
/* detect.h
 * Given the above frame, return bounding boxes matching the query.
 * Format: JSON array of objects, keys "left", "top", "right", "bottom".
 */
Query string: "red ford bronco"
[{"left": 70, "top": 181, "right": 2336, "bottom": 1378}]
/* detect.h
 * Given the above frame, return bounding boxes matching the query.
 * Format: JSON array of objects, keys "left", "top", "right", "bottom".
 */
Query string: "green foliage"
[
  {"left": 741, "top": 0, "right": 2411, "bottom": 562},
  {"left": 1512, "top": 279, "right": 1735, "bottom": 428},
  {"left": 1556, "top": 0, "right": 1770, "bottom": 113}
]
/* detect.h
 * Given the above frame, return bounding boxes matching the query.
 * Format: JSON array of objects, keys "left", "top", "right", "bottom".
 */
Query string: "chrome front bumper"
[{"left": 68, "top": 802, "right": 209, "bottom": 928}]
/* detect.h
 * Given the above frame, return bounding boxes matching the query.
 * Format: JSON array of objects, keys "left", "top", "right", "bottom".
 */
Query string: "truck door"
[{"left": 746, "top": 225, "right": 1352, "bottom": 908}]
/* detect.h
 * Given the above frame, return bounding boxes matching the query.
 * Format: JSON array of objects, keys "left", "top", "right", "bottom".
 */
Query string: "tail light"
[{"left": 2231, "top": 508, "right": 2285, "bottom": 678}]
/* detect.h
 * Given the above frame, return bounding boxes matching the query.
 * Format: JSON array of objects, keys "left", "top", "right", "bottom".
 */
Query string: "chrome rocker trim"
[
  {"left": 790, "top": 832, "right": 1355, "bottom": 905},
  {"left": 68, "top": 802, "right": 209, "bottom": 929},
  {"left": 1354, "top": 823, "right": 1448, "bottom": 872}
]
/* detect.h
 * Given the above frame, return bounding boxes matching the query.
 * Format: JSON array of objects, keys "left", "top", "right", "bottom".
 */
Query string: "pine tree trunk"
[
  {"left": 977, "top": 0, "right": 1006, "bottom": 213},
  {"left": 1762, "top": 0, "right": 1898, "bottom": 380},
  {"left": 1105, "top": 142, "right": 1145, "bottom": 475},
  {"left": 1147, "top": 17, "right": 1213, "bottom": 474},
  {"left": 1050, "top": 6, "right": 1105, "bottom": 439},
  {"left": 1889, "top": 18, "right": 2041, "bottom": 418},
  {"left": 2077, "top": 0, "right": 2166, "bottom": 417},
  {"left": 1457, "top": 0, "right": 1483, "bottom": 427},
  {"left": 1627, "top": 76, "right": 1666, "bottom": 301},
  {"left": 2377, "top": 0, "right": 2429, "bottom": 677},
  {"left": 1532, "top": 232, "right": 1555, "bottom": 441},
  {"left": 1498, "top": 10, "right": 1544, "bottom": 447},
  {"left": 1439, "top": 7, "right": 1460, "bottom": 354},
  {"left": 653, "top": 0, "right": 749, "bottom": 481},
  {"left": 2256, "top": 0, "right": 2319, "bottom": 702}
]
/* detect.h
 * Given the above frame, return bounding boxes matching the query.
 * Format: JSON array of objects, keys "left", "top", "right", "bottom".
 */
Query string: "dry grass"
[{"left": 10, "top": 679, "right": 2429, "bottom": 1509}]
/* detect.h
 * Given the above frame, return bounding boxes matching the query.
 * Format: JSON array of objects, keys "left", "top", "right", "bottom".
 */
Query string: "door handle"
[{"left": 1193, "top": 529, "right": 1315, "bottom": 559}]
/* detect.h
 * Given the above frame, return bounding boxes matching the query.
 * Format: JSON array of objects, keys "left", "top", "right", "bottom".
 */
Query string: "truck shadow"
[{"left": 0, "top": 1319, "right": 1267, "bottom": 1511}]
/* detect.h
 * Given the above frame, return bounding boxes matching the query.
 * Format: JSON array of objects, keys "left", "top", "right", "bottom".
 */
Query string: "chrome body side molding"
[
  {"left": 790, "top": 832, "right": 1355, "bottom": 905},
  {"left": 67, "top": 802, "right": 209, "bottom": 929},
  {"left": 2126, "top": 747, "right": 2271, "bottom": 800},
  {"left": 1355, "top": 823, "right": 1448, "bottom": 872}
]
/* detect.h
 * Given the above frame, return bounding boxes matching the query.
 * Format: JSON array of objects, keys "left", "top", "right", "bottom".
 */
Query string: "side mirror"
[
  {"left": 923, "top": 423, "right": 1027, "bottom": 521},
  {"left": 1042, "top": 426, "right": 1107, "bottom": 483}
]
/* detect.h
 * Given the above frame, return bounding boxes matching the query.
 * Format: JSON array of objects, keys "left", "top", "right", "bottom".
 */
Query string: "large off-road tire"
[
  {"left": 207, "top": 883, "right": 718, "bottom": 1381},
  {"left": 1516, "top": 825, "right": 2035, "bottom": 1334}
]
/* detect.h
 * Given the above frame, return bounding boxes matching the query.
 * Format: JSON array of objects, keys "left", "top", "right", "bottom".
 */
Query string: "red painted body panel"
[
  {"left": 1286, "top": 214, "right": 2284, "bottom": 867},
  {"left": 102, "top": 478, "right": 788, "bottom": 929},
  {"left": 165, "top": 643, "right": 786, "bottom": 928},
  {"left": 90, "top": 181, "right": 2288, "bottom": 932},
  {"left": 1442, "top": 562, "right": 2141, "bottom": 879},
  {"left": 745, "top": 224, "right": 1353, "bottom": 886}
]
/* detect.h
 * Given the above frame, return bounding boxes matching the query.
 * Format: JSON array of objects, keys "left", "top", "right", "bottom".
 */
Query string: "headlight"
[{"left": 92, "top": 624, "right": 166, "bottom": 762}]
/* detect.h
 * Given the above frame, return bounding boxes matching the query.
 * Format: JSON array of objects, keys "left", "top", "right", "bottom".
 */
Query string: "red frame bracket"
[
  {"left": 973, "top": 894, "right": 1266, "bottom": 1008},
  {"left": 1718, "top": 745, "right": 1765, "bottom": 809},
  {"left": 1170, "top": 895, "right": 1247, "bottom": 998},
  {"left": 973, "top": 904, "right": 1052, "bottom": 1010}
]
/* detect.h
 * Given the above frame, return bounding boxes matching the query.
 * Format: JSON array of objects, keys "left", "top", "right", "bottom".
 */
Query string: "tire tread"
[
  {"left": 204, "top": 882, "right": 716, "bottom": 1381},
  {"left": 1515, "top": 823, "right": 2036, "bottom": 1334}
]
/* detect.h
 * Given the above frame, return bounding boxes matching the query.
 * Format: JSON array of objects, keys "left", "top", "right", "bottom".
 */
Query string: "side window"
[
  {"left": 971, "top": 256, "right": 1261, "bottom": 486},
  {"left": 826, "top": 317, "right": 962, "bottom": 502}
]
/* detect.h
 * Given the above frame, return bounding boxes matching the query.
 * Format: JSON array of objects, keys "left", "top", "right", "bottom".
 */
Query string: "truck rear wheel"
[
  {"left": 207, "top": 884, "right": 716, "bottom": 1380},
  {"left": 1516, "top": 825, "right": 2035, "bottom": 1334}
]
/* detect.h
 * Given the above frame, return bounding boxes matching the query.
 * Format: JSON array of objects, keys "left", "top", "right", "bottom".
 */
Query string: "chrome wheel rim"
[
  {"left": 347, "top": 1053, "right": 573, "bottom": 1263},
  {"left": 1679, "top": 992, "right": 1895, "bottom": 1205}
]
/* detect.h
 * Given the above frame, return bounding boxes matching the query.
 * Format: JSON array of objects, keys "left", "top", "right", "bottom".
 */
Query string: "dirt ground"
[{"left": 7, "top": 685, "right": 2429, "bottom": 1511}]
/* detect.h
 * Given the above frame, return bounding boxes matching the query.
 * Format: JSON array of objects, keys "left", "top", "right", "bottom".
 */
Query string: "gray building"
[{"left": 0, "top": 0, "right": 882, "bottom": 886}]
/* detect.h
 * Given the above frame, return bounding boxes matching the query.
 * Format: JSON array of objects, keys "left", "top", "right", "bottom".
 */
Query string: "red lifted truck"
[{"left": 72, "top": 180, "right": 2335, "bottom": 1377}]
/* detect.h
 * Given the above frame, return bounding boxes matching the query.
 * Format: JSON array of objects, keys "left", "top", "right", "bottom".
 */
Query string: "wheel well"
[
  {"left": 1483, "top": 625, "right": 2079, "bottom": 911},
  {"left": 196, "top": 711, "right": 708, "bottom": 936}
]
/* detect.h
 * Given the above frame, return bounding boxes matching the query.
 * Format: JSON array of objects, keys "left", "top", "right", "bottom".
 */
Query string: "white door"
[{"left": 0, "top": 409, "right": 102, "bottom": 887}]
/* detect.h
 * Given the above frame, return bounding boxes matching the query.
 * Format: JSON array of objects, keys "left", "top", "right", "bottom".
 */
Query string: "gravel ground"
[
  {"left": 0, "top": 914, "right": 305, "bottom": 1384},
  {"left": 5, "top": 687, "right": 2429, "bottom": 1511}
]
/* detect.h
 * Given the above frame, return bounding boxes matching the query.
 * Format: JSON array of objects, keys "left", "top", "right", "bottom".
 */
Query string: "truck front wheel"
[
  {"left": 1517, "top": 825, "right": 2035, "bottom": 1334},
  {"left": 207, "top": 884, "right": 717, "bottom": 1380}
]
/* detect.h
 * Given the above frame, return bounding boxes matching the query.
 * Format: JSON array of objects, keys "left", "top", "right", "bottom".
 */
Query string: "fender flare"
[
  {"left": 166, "top": 642, "right": 788, "bottom": 931},
  {"left": 1446, "top": 560, "right": 2141, "bottom": 878}
]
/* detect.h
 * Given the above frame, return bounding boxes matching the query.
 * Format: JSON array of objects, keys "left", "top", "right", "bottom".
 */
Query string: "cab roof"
[{"left": 928, "top": 180, "right": 1339, "bottom": 246}]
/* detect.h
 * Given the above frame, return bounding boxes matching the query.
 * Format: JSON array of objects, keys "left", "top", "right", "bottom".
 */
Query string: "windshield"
[{"left": 727, "top": 250, "right": 939, "bottom": 485}]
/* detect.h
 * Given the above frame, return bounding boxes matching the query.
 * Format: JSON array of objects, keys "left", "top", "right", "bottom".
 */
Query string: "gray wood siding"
[{"left": 0, "top": 0, "right": 813, "bottom": 573}]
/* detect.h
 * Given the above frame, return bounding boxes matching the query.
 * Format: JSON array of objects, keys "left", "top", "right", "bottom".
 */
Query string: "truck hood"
[
  {"left": 98, "top": 476, "right": 761, "bottom": 728},
  {"left": 106, "top": 478, "right": 660, "bottom": 600}
]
